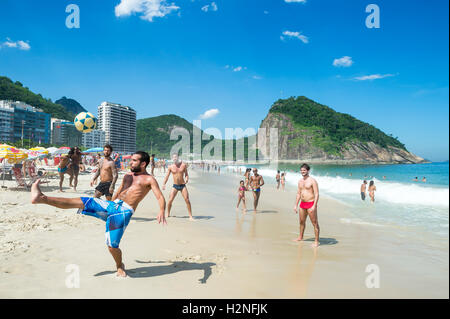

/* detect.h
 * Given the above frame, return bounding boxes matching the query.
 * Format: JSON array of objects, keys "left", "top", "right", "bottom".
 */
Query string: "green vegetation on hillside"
[
  {"left": 269, "top": 96, "right": 406, "bottom": 152},
  {"left": 0, "top": 76, "right": 74, "bottom": 121},
  {"left": 137, "top": 114, "right": 259, "bottom": 160},
  {"left": 55, "top": 96, "right": 87, "bottom": 115}
]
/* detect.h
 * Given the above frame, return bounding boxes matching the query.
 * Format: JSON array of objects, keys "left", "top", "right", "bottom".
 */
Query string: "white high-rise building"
[
  {"left": 97, "top": 101, "right": 136, "bottom": 154},
  {"left": 82, "top": 129, "right": 106, "bottom": 150}
]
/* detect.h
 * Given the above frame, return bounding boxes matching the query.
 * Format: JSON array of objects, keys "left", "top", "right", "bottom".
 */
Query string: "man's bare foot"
[
  {"left": 58, "top": 189, "right": 64, "bottom": 193},
  {"left": 311, "top": 241, "right": 320, "bottom": 247},
  {"left": 31, "top": 180, "right": 45, "bottom": 204},
  {"left": 292, "top": 237, "right": 303, "bottom": 242},
  {"left": 116, "top": 263, "right": 127, "bottom": 277},
  {"left": 189, "top": 216, "right": 195, "bottom": 221}
]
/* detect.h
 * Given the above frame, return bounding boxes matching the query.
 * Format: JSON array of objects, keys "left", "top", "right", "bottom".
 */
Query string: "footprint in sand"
[{"left": 176, "top": 239, "right": 189, "bottom": 244}]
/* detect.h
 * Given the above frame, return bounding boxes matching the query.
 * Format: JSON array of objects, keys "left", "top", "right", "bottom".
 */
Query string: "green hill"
[
  {"left": 137, "top": 114, "right": 205, "bottom": 156},
  {"left": 268, "top": 96, "right": 406, "bottom": 152},
  {"left": 0, "top": 76, "right": 74, "bottom": 121},
  {"left": 55, "top": 96, "right": 87, "bottom": 115},
  {"left": 137, "top": 114, "right": 257, "bottom": 160}
]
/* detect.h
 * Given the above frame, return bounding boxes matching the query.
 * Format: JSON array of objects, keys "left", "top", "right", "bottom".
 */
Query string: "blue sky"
[{"left": 0, "top": 0, "right": 448, "bottom": 161}]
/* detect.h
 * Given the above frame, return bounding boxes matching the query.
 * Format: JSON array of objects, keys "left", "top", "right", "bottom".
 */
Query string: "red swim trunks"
[{"left": 299, "top": 201, "right": 315, "bottom": 210}]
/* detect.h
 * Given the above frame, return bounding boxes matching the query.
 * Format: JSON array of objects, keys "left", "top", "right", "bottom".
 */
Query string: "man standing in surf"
[
  {"left": 293, "top": 163, "right": 320, "bottom": 247},
  {"left": 162, "top": 153, "right": 194, "bottom": 220},
  {"left": 30, "top": 151, "right": 167, "bottom": 277}
]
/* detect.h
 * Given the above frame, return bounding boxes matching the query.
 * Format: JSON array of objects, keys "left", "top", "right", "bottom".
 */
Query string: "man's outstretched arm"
[
  {"left": 162, "top": 168, "right": 171, "bottom": 190},
  {"left": 150, "top": 177, "right": 167, "bottom": 225}
]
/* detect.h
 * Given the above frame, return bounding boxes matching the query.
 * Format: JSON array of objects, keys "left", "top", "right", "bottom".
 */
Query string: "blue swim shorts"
[{"left": 77, "top": 198, "right": 134, "bottom": 248}]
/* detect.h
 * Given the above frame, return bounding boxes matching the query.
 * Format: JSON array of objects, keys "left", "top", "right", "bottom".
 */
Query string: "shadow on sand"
[
  {"left": 94, "top": 260, "right": 216, "bottom": 283},
  {"left": 168, "top": 215, "right": 215, "bottom": 220},
  {"left": 304, "top": 237, "right": 339, "bottom": 246}
]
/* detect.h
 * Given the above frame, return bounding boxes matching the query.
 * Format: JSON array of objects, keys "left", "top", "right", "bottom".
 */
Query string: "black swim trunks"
[
  {"left": 173, "top": 184, "right": 186, "bottom": 191},
  {"left": 96, "top": 181, "right": 113, "bottom": 197}
]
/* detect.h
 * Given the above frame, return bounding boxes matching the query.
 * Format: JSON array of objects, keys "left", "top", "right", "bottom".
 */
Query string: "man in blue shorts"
[{"left": 31, "top": 151, "right": 167, "bottom": 277}]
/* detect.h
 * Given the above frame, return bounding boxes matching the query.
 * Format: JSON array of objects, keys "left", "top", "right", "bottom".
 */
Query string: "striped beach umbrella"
[
  {"left": 0, "top": 146, "right": 28, "bottom": 164},
  {"left": 29, "top": 147, "right": 49, "bottom": 155}
]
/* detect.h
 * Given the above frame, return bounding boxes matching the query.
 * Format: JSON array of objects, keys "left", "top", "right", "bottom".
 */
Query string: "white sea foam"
[{"left": 230, "top": 166, "right": 449, "bottom": 208}]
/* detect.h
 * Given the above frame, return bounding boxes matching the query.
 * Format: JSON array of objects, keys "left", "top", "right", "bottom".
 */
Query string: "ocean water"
[{"left": 226, "top": 162, "right": 449, "bottom": 243}]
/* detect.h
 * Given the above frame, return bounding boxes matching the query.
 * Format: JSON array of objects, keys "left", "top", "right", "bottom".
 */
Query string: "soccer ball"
[{"left": 74, "top": 112, "right": 97, "bottom": 133}]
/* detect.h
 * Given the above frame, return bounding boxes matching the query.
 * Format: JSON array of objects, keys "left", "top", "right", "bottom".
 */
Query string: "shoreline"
[{"left": 0, "top": 168, "right": 448, "bottom": 298}]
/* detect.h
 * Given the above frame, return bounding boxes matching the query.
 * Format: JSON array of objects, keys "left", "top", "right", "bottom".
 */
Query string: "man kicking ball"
[{"left": 31, "top": 151, "right": 167, "bottom": 277}]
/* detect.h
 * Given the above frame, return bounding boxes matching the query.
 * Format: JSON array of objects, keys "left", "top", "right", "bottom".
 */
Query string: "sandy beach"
[{"left": 0, "top": 167, "right": 448, "bottom": 299}]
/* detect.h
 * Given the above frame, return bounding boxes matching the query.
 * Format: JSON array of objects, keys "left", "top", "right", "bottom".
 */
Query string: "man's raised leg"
[{"left": 31, "top": 180, "right": 84, "bottom": 209}]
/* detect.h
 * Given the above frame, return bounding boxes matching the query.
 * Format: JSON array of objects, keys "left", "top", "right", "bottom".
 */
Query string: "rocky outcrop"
[{"left": 258, "top": 113, "right": 426, "bottom": 164}]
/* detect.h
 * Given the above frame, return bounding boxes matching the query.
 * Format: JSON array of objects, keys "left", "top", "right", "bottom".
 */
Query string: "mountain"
[
  {"left": 258, "top": 96, "right": 426, "bottom": 163},
  {"left": 137, "top": 114, "right": 210, "bottom": 156},
  {"left": 55, "top": 96, "right": 87, "bottom": 115},
  {"left": 136, "top": 114, "right": 255, "bottom": 160},
  {"left": 0, "top": 76, "right": 74, "bottom": 121}
]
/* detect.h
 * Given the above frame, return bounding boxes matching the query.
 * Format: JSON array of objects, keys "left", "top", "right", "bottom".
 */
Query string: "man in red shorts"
[{"left": 293, "top": 163, "right": 320, "bottom": 247}]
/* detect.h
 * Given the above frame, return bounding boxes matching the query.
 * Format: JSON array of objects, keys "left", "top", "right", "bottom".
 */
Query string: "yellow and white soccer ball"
[{"left": 74, "top": 112, "right": 97, "bottom": 133}]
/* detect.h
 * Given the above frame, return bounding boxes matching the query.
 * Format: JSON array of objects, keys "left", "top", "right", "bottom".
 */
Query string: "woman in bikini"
[
  {"left": 368, "top": 181, "right": 377, "bottom": 203},
  {"left": 236, "top": 180, "right": 247, "bottom": 212}
]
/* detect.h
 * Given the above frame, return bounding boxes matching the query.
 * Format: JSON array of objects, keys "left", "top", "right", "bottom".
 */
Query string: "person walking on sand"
[
  {"left": 360, "top": 180, "right": 367, "bottom": 201},
  {"left": 90, "top": 144, "right": 118, "bottom": 201},
  {"left": 244, "top": 168, "right": 251, "bottom": 188},
  {"left": 250, "top": 168, "right": 265, "bottom": 212},
  {"left": 30, "top": 151, "right": 166, "bottom": 277},
  {"left": 162, "top": 153, "right": 193, "bottom": 220},
  {"left": 276, "top": 170, "right": 281, "bottom": 189},
  {"left": 57, "top": 154, "right": 73, "bottom": 192},
  {"left": 150, "top": 154, "right": 156, "bottom": 176},
  {"left": 368, "top": 180, "right": 376, "bottom": 203},
  {"left": 236, "top": 180, "right": 247, "bottom": 212},
  {"left": 293, "top": 163, "right": 320, "bottom": 247},
  {"left": 281, "top": 172, "right": 286, "bottom": 191},
  {"left": 69, "top": 146, "right": 88, "bottom": 192}
]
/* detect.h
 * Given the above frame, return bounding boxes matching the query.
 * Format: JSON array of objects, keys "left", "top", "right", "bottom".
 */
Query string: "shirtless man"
[
  {"left": 162, "top": 153, "right": 193, "bottom": 220},
  {"left": 276, "top": 170, "right": 281, "bottom": 190},
  {"left": 150, "top": 154, "right": 156, "bottom": 176},
  {"left": 30, "top": 151, "right": 166, "bottom": 277},
  {"left": 250, "top": 168, "right": 265, "bottom": 212},
  {"left": 57, "top": 154, "right": 73, "bottom": 192},
  {"left": 293, "top": 163, "right": 320, "bottom": 247},
  {"left": 360, "top": 180, "right": 367, "bottom": 201},
  {"left": 69, "top": 146, "right": 87, "bottom": 191},
  {"left": 90, "top": 144, "right": 118, "bottom": 201}
]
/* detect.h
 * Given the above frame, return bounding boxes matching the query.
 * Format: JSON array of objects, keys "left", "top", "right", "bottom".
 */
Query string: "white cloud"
[
  {"left": 199, "top": 108, "right": 220, "bottom": 119},
  {"left": 1, "top": 38, "right": 30, "bottom": 50},
  {"left": 354, "top": 73, "right": 397, "bottom": 81},
  {"left": 201, "top": 2, "right": 218, "bottom": 12},
  {"left": 252, "top": 75, "right": 262, "bottom": 80},
  {"left": 285, "top": 0, "right": 307, "bottom": 3},
  {"left": 280, "top": 30, "right": 308, "bottom": 43},
  {"left": 333, "top": 56, "right": 353, "bottom": 67},
  {"left": 115, "top": 0, "right": 180, "bottom": 22},
  {"left": 233, "top": 66, "right": 243, "bottom": 72}
]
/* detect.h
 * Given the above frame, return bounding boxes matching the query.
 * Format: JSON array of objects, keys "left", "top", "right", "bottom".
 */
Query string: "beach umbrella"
[
  {"left": 29, "top": 147, "right": 49, "bottom": 155},
  {"left": 0, "top": 146, "right": 28, "bottom": 164},
  {"left": 53, "top": 149, "right": 70, "bottom": 156},
  {"left": 46, "top": 147, "right": 58, "bottom": 154},
  {"left": 84, "top": 147, "right": 104, "bottom": 153}
]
